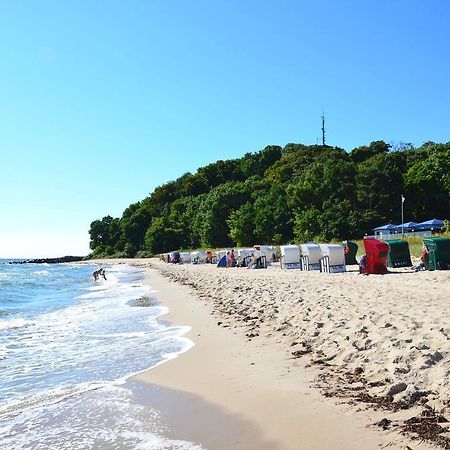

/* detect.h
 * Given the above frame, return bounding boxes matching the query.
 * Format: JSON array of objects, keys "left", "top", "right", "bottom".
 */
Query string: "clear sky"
[{"left": 1, "top": 1, "right": 449, "bottom": 258}]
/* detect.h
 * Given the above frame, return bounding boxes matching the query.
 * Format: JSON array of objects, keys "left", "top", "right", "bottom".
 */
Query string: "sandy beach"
[{"left": 113, "top": 258, "right": 450, "bottom": 449}]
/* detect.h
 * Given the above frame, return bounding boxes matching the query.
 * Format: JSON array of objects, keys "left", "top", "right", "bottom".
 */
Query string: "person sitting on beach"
[
  {"left": 359, "top": 255, "right": 369, "bottom": 275},
  {"left": 415, "top": 246, "right": 429, "bottom": 271}
]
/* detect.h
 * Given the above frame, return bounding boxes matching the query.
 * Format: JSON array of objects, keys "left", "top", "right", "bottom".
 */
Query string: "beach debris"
[
  {"left": 375, "top": 418, "right": 392, "bottom": 430},
  {"left": 387, "top": 382, "right": 408, "bottom": 397},
  {"left": 400, "top": 408, "right": 450, "bottom": 448},
  {"left": 291, "top": 343, "right": 312, "bottom": 358},
  {"left": 246, "top": 331, "right": 259, "bottom": 338}
]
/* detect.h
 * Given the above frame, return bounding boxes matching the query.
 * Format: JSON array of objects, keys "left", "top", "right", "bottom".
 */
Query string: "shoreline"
[{"left": 129, "top": 261, "right": 434, "bottom": 449}]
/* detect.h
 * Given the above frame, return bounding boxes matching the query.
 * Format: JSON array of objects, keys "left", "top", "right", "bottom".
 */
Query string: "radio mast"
[{"left": 321, "top": 112, "right": 326, "bottom": 146}]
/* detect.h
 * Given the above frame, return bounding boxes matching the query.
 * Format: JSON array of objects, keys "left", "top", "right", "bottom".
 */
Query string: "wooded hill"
[{"left": 88, "top": 141, "right": 450, "bottom": 258}]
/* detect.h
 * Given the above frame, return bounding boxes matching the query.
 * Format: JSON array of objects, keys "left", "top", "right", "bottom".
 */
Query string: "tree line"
[{"left": 88, "top": 141, "right": 450, "bottom": 257}]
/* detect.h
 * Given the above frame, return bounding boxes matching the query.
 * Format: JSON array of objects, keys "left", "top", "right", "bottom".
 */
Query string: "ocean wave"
[
  {"left": 0, "top": 332, "right": 194, "bottom": 421},
  {"left": 77, "top": 283, "right": 151, "bottom": 301},
  {"left": 87, "top": 331, "right": 148, "bottom": 339},
  {"left": 0, "top": 272, "right": 14, "bottom": 278},
  {"left": 120, "top": 431, "right": 203, "bottom": 450},
  {"left": 31, "top": 270, "right": 51, "bottom": 276},
  {"left": 0, "top": 380, "right": 111, "bottom": 421},
  {"left": 0, "top": 318, "right": 33, "bottom": 331},
  {"left": 0, "top": 384, "right": 203, "bottom": 450},
  {"left": 112, "top": 335, "right": 195, "bottom": 385}
]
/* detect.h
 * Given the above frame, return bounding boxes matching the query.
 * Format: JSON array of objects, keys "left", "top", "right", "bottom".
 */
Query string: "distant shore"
[
  {"left": 101, "top": 257, "right": 446, "bottom": 449},
  {"left": 6, "top": 256, "right": 85, "bottom": 264}
]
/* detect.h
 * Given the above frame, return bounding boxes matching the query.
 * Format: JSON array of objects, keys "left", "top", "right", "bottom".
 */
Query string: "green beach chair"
[
  {"left": 384, "top": 239, "right": 412, "bottom": 268},
  {"left": 343, "top": 240, "right": 358, "bottom": 265},
  {"left": 423, "top": 237, "right": 450, "bottom": 271}
]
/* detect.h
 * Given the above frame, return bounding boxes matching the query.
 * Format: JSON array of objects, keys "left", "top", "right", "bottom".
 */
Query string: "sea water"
[{"left": 0, "top": 261, "right": 202, "bottom": 449}]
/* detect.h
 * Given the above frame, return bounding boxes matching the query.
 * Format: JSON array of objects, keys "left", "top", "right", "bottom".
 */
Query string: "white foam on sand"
[{"left": 0, "top": 384, "right": 203, "bottom": 450}]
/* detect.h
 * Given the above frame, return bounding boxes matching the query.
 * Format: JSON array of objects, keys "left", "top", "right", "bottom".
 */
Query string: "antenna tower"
[{"left": 321, "top": 112, "right": 326, "bottom": 146}]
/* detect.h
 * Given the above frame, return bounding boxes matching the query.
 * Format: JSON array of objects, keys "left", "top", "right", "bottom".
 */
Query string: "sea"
[{"left": 0, "top": 260, "right": 202, "bottom": 449}]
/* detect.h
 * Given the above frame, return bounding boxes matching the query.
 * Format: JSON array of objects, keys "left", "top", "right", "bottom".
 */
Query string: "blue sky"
[{"left": 1, "top": 1, "right": 449, "bottom": 257}]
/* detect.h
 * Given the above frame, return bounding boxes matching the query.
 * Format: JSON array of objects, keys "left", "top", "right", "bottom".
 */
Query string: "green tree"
[
  {"left": 350, "top": 140, "right": 391, "bottom": 164},
  {"left": 253, "top": 185, "right": 293, "bottom": 244},
  {"left": 404, "top": 145, "right": 450, "bottom": 220},
  {"left": 227, "top": 202, "right": 256, "bottom": 246},
  {"left": 89, "top": 215, "right": 115, "bottom": 250},
  {"left": 120, "top": 203, "right": 153, "bottom": 256},
  {"left": 197, "top": 182, "right": 253, "bottom": 247},
  {"left": 144, "top": 217, "right": 182, "bottom": 254},
  {"left": 355, "top": 153, "right": 404, "bottom": 226}
]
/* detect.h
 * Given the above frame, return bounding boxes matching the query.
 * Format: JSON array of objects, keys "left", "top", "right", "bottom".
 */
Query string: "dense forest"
[{"left": 88, "top": 141, "right": 450, "bottom": 258}]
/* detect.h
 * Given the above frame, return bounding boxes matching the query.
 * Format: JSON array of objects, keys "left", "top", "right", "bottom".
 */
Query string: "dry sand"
[{"left": 123, "top": 258, "right": 450, "bottom": 449}]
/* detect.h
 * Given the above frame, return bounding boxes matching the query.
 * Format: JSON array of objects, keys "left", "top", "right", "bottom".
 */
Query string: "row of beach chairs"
[
  {"left": 280, "top": 243, "right": 346, "bottom": 273},
  {"left": 348, "top": 236, "right": 450, "bottom": 274},
  {"left": 160, "top": 237, "right": 450, "bottom": 274},
  {"left": 161, "top": 246, "right": 276, "bottom": 268}
]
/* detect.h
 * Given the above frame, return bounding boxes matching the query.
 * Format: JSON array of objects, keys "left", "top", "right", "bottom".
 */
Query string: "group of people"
[{"left": 92, "top": 268, "right": 107, "bottom": 281}]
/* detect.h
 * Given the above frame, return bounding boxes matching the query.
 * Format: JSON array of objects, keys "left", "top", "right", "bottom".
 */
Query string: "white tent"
[{"left": 280, "top": 245, "right": 301, "bottom": 269}]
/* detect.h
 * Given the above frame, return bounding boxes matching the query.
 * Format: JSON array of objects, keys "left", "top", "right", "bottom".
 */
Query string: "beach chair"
[
  {"left": 343, "top": 240, "right": 358, "bottom": 265},
  {"left": 383, "top": 240, "right": 412, "bottom": 268},
  {"left": 363, "top": 238, "right": 388, "bottom": 274},
  {"left": 300, "top": 243, "right": 321, "bottom": 271},
  {"left": 253, "top": 256, "right": 267, "bottom": 269},
  {"left": 280, "top": 245, "right": 302, "bottom": 270},
  {"left": 319, "top": 244, "right": 346, "bottom": 273},
  {"left": 423, "top": 237, "right": 450, "bottom": 270}
]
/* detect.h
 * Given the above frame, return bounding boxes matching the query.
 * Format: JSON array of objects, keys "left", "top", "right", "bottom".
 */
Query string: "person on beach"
[
  {"left": 359, "top": 255, "right": 369, "bottom": 275},
  {"left": 93, "top": 268, "right": 106, "bottom": 281},
  {"left": 230, "top": 249, "right": 236, "bottom": 267},
  {"left": 415, "top": 246, "right": 429, "bottom": 271},
  {"left": 226, "top": 251, "right": 231, "bottom": 268},
  {"left": 225, "top": 249, "right": 236, "bottom": 268}
]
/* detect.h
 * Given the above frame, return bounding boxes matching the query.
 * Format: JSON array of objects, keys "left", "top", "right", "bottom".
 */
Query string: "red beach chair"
[{"left": 363, "top": 238, "right": 389, "bottom": 274}]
